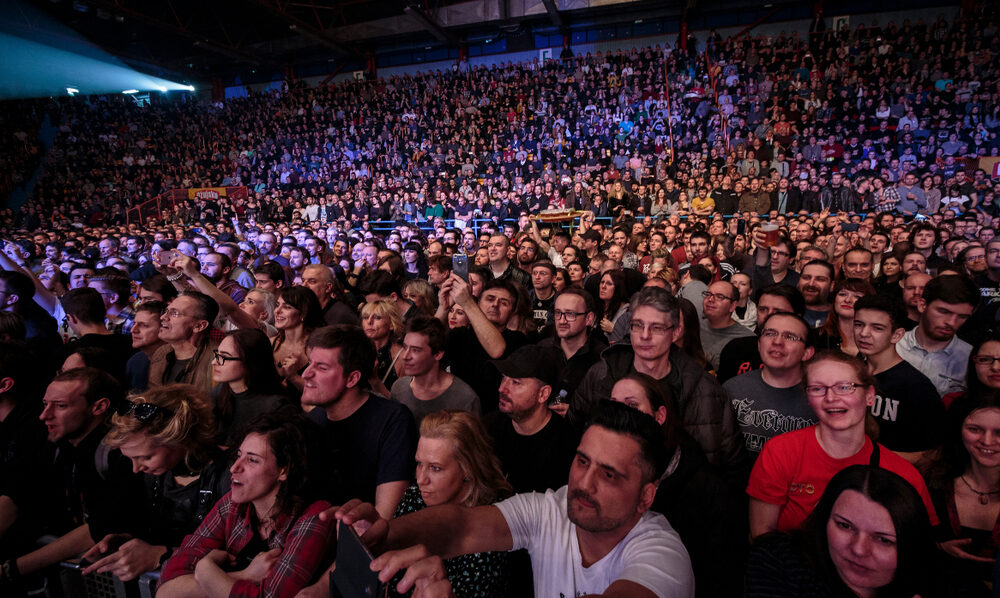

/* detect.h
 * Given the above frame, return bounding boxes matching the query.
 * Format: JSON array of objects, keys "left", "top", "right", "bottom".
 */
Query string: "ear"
[
  {"left": 890, "top": 327, "right": 905, "bottom": 344},
  {"left": 638, "top": 480, "right": 658, "bottom": 514},
  {"left": 916, "top": 298, "right": 927, "bottom": 315},
  {"left": 865, "top": 385, "right": 876, "bottom": 407},
  {"left": 585, "top": 312, "right": 597, "bottom": 328},
  {"left": 653, "top": 406, "right": 667, "bottom": 426},
  {"left": 91, "top": 397, "right": 111, "bottom": 417},
  {"left": 0, "top": 377, "right": 14, "bottom": 395},
  {"left": 277, "top": 467, "right": 288, "bottom": 483},
  {"left": 536, "top": 384, "right": 552, "bottom": 405},
  {"left": 345, "top": 369, "right": 363, "bottom": 390},
  {"left": 801, "top": 345, "right": 816, "bottom": 362},
  {"left": 192, "top": 319, "right": 210, "bottom": 334}
]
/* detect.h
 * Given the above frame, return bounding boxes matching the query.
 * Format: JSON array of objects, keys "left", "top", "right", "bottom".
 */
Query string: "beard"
[{"left": 566, "top": 488, "right": 639, "bottom": 534}]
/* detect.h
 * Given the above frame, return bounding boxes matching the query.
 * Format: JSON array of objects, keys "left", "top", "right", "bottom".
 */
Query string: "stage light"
[
  {"left": 66, "top": 87, "right": 79, "bottom": 95},
  {"left": 122, "top": 89, "right": 138, "bottom": 94}
]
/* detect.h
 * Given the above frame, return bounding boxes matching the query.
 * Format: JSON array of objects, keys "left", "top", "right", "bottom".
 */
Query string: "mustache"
[{"left": 569, "top": 489, "right": 597, "bottom": 507}]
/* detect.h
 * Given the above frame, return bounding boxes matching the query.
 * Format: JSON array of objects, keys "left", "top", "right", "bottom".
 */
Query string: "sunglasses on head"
[{"left": 115, "top": 400, "right": 172, "bottom": 422}]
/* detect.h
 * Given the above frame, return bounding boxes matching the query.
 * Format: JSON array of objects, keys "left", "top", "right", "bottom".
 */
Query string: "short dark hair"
[
  {"left": 307, "top": 325, "right": 376, "bottom": 390},
  {"left": 922, "top": 274, "right": 979, "bottom": 309},
  {"left": 255, "top": 261, "right": 285, "bottom": 285},
  {"left": 481, "top": 279, "right": 518, "bottom": 302},
  {"left": 178, "top": 291, "right": 220, "bottom": 329},
  {"left": 853, "top": 294, "right": 907, "bottom": 330},
  {"left": 759, "top": 312, "right": 814, "bottom": 346},
  {"left": 801, "top": 258, "right": 835, "bottom": 280},
  {"left": 358, "top": 270, "right": 401, "bottom": 298},
  {"left": 0, "top": 270, "right": 34, "bottom": 302},
  {"left": 755, "top": 283, "right": 806, "bottom": 315},
  {"left": 91, "top": 269, "right": 131, "bottom": 306},
  {"left": 136, "top": 300, "right": 167, "bottom": 317},
  {"left": 687, "top": 264, "right": 712, "bottom": 285},
  {"left": 585, "top": 400, "right": 669, "bottom": 485},
  {"left": 556, "top": 287, "right": 596, "bottom": 315},
  {"left": 61, "top": 288, "right": 107, "bottom": 325},
  {"left": 404, "top": 315, "right": 448, "bottom": 354},
  {"left": 140, "top": 274, "right": 178, "bottom": 303},
  {"left": 427, "top": 254, "right": 452, "bottom": 272},
  {"left": 52, "top": 367, "right": 123, "bottom": 406}
]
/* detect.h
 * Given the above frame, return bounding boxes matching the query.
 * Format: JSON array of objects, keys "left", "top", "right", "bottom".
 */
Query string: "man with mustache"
[
  {"left": 797, "top": 260, "right": 835, "bottom": 328},
  {"left": 336, "top": 400, "right": 694, "bottom": 598},
  {"left": 897, "top": 275, "right": 977, "bottom": 397}
]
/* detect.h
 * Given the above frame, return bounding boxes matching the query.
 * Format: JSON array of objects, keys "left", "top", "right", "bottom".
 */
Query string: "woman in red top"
[
  {"left": 158, "top": 414, "right": 335, "bottom": 598},
  {"left": 748, "top": 351, "right": 937, "bottom": 537}
]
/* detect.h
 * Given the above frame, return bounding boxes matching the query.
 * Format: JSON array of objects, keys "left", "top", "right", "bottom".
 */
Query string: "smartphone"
[
  {"left": 452, "top": 254, "right": 469, "bottom": 281},
  {"left": 841, "top": 223, "right": 860, "bottom": 233},
  {"left": 332, "top": 521, "right": 385, "bottom": 598},
  {"left": 736, "top": 219, "right": 746, "bottom": 236},
  {"left": 158, "top": 250, "right": 176, "bottom": 266}
]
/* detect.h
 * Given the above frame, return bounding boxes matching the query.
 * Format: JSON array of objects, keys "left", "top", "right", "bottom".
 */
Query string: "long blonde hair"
[{"left": 419, "top": 410, "right": 512, "bottom": 507}]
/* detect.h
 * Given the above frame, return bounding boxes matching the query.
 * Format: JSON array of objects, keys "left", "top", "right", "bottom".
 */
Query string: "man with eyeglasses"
[
  {"left": 536, "top": 288, "right": 608, "bottom": 414},
  {"left": 573, "top": 287, "right": 749, "bottom": 490},
  {"left": 700, "top": 281, "right": 754, "bottom": 371},
  {"left": 747, "top": 231, "right": 799, "bottom": 291},
  {"left": 0, "top": 368, "right": 144, "bottom": 591},
  {"left": 853, "top": 295, "right": 943, "bottom": 467},
  {"left": 724, "top": 312, "right": 816, "bottom": 460},
  {"left": 147, "top": 291, "right": 219, "bottom": 393}
]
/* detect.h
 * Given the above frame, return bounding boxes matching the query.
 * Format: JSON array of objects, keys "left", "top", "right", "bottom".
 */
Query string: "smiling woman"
[{"left": 747, "top": 465, "right": 936, "bottom": 598}]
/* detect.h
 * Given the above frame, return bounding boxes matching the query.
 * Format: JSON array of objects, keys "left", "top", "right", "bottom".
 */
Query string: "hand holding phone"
[{"left": 332, "top": 521, "right": 385, "bottom": 598}]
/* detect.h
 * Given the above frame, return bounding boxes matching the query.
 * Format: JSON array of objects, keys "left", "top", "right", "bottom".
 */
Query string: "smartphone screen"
[
  {"left": 332, "top": 521, "right": 385, "bottom": 598},
  {"left": 452, "top": 254, "right": 469, "bottom": 281}
]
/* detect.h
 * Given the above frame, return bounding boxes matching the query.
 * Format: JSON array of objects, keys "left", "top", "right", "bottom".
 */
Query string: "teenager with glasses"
[
  {"left": 79, "top": 384, "right": 230, "bottom": 582},
  {"left": 536, "top": 288, "right": 607, "bottom": 415},
  {"left": 748, "top": 351, "right": 938, "bottom": 538}
]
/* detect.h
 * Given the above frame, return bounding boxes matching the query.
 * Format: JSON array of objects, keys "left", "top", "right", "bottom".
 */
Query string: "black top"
[
  {"left": 484, "top": 411, "right": 577, "bottom": 494},
  {"left": 446, "top": 327, "right": 528, "bottom": 414},
  {"left": 871, "top": 360, "right": 945, "bottom": 452},
  {"left": 717, "top": 335, "right": 762, "bottom": 383}
]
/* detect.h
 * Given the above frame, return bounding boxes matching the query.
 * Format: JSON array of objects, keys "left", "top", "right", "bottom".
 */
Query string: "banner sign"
[{"left": 187, "top": 186, "right": 249, "bottom": 200}]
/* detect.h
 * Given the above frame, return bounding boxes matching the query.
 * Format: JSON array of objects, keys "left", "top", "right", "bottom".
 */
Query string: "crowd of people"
[{"left": 0, "top": 2, "right": 1000, "bottom": 597}]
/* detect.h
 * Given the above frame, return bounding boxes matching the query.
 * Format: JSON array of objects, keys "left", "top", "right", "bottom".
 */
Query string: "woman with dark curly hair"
[
  {"left": 271, "top": 286, "right": 324, "bottom": 390},
  {"left": 158, "top": 413, "right": 336, "bottom": 598}
]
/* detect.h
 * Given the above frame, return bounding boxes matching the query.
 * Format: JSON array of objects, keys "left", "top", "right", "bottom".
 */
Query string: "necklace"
[{"left": 959, "top": 475, "right": 1000, "bottom": 505}]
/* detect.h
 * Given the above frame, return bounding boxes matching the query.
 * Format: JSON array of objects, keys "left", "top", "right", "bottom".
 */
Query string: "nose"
[
  {"left": 230, "top": 456, "right": 244, "bottom": 475},
  {"left": 416, "top": 464, "right": 429, "bottom": 487},
  {"left": 849, "top": 532, "right": 872, "bottom": 557},
  {"left": 39, "top": 405, "right": 53, "bottom": 421},
  {"left": 132, "top": 460, "right": 144, "bottom": 474}
]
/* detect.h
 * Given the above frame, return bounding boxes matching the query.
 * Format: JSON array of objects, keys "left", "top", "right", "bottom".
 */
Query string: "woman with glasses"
[
  {"left": 79, "top": 384, "right": 230, "bottom": 582},
  {"left": 157, "top": 413, "right": 335, "bottom": 598},
  {"left": 944, "top": 333, "right": 1000, "bottom": 408},
  {"left": 748, "top": 351, "right": 937, "bottom": 538},
  {"left": 925, "top": 390, "right": 1000, "bottom": 595},
  {"left": 271, "top": 287, "right": 324, "bottom": 390},
  {"left": 211, "top": 329, "right": 291, "bottom": 446}
]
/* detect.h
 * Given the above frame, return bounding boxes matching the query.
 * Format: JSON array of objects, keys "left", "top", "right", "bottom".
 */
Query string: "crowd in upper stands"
[{"left": 1, "top": 2, "right": 1000, "bottom": 597}]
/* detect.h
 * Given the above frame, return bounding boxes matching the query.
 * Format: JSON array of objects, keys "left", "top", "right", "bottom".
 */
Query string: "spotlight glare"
[
  {"left": 156, "top": 86, "right": 167, "bottom": 92},
  {"left": 66, "top": 87, "right": 79, "bottom": 95},
  {"left": 184, "top": 84, "right": 195, "bottom": 91},
  {"left": 122, "top": 89, "right": 139, "bottom": 94}
]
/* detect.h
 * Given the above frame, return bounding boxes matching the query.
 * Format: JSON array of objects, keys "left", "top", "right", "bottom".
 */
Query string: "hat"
[
  {"left": 492, "top": 345, "right": 560, "bottom": 387},
  {"left": 581, "top": 229, "right": 602, "bottom": 243}
]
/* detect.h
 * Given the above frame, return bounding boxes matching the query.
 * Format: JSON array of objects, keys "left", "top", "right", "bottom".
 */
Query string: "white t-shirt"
[{"left": 495, "top": 486, "right": 694, "bottom": 598}]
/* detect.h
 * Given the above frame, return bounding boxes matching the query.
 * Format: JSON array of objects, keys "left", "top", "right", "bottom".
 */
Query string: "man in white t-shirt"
[{"left": 334, "top": 400, "right": 694, "bottom": 598}]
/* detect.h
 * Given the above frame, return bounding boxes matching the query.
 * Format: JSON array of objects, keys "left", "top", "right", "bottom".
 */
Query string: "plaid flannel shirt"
[
  {"left": 874, "top": 186, "right": 900, "bottom": 213},
  {"left": 160, "top": 492, "right": 335, "bottom": 598}
]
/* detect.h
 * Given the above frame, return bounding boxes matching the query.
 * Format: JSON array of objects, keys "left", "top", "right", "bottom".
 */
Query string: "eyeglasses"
[
  {"left": 213, "top": 350, "right": 241, "bottom": 365},
  {"left": 115, "top": 400, "right": 172, "bottom": 422},
  {"left": 966, "top": 255, "right": 986, "bottom": 262},
  {"left": 760, "top": 329, "right": 805, "bottom": 343},
  {"left": 770, "top": 250, "right": 790, "bottom": 258},
  {"left": 973, "top": 355, "right": 1000, "bottom": 366},
  {"left": 804, "top": 382, "right": 867, "bottom": 397},
  {"left": 629, "top": 321, "right": 673, "bottom": 336},
  {"left": 165, "top": 308, "right": 192, "bottom": 319},
  {"left": 554, "top": 310, "right": 587, "bottom": 321},
  {"left": 702, "top": 291, "right": 735, "bottom": 302}
]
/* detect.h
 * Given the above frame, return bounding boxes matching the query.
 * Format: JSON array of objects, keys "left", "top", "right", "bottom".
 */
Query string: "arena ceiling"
[{"left": 23, "top": 0, "right": 806, "bottom": 81}]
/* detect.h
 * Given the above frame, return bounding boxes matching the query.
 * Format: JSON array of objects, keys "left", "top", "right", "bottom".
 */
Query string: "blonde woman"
[
  {"left": 393, "top": 410, "right": 512, "bottom": 598},
  {"left": 361, "top": 299, "right": 405, "bottom": 394},
  {"left": 81, "top": 384, "right": 230, "bottom": 581}
]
